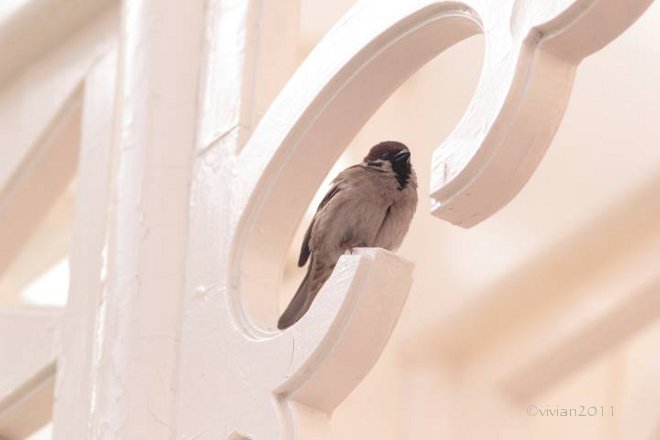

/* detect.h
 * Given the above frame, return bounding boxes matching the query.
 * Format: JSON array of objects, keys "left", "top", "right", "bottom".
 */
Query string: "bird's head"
[{"left": 363, "top": 141, "right": 412, "bottom": 188}]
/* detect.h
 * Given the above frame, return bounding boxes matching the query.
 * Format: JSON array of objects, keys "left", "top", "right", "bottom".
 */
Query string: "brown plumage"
[{"left": 278, "top": 141, "right": 418, "bottom": 330}]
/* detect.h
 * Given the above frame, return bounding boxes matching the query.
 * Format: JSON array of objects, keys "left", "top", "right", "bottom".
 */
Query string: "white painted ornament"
[
  {"left": 29, "top": 0, "right": 651, "bottom": 439},
  {"left": 207, "top": 0, "right": 652, "bottom": 438}
]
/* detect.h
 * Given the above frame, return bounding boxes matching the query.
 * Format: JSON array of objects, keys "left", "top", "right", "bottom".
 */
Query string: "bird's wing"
[
  {"left": 298, "top": 183, "right": 340, "bottom": 267},
  {"left": 373, "top": 205, "right": 393, "bottom": 244},
  {"left": 297, "top": 166, "right": 359, "bottom": 267}
]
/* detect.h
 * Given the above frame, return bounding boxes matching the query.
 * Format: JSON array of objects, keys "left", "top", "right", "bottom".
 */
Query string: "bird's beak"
[{"left": 392, "top": 149, "right": 410, "bottom": 164}]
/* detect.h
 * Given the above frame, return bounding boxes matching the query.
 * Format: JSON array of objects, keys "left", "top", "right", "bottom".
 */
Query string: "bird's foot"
[{"left": 343, "top": 241, "right": 367, "bottom": 255}]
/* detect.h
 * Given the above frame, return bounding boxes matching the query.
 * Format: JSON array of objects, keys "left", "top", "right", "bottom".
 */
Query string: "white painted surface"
[
  {"left": 177, "top": 0, "right": 652, "bottom": 437},
  {"left": 0, "top": 307, "right": 60, "bottom": 439},
  {"left": 0, "top": 6, "right": 116, "bottom": 289},
  {"left": 428, "top": 0, "right": 651, "bottom": 226},
  {"left": 80, "top": 0, "right": 206, "bottom": 436},
  {"left": 0, "top": 0, "right": 657, "bottom": 438},
  {"left": 53, "top": 51, "right": 116, "bottom": 440}
]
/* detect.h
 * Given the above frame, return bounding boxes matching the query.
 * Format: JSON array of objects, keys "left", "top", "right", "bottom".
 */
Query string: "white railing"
[{"left": 0, "top": 0, "right": 655, "bottom": 438}]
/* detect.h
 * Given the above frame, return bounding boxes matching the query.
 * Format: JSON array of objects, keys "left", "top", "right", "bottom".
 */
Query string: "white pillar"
[
  {"left": 53, "top": 52, "right": 116, "bottom": 440},
  {"left": 83, "top": 0, "right": 206, "bottom": 437}
]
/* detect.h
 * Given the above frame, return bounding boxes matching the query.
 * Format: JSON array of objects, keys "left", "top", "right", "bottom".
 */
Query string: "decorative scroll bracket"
[
  {"left": 188, "top": 0, "right": 654, "bottom": 438},
  {"left": 429, "top": 0, "right": 653, "bottom": 226}
]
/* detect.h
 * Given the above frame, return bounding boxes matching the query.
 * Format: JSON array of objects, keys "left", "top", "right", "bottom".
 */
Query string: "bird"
[{"left": 277, "top": 141, "right": 418, "bottom": 330}]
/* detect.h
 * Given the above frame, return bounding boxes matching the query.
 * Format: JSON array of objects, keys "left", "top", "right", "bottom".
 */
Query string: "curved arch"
[
  {"left": 430, "top": 0, "right": 653, "bottom": 226},
  {"left": 218, "top": 0, "right": 655, "bottom": 438},
  {"left": 226, "top": 2, "right": 484, "bottom": 437},
  {"left": 231, "top": 1, "right": 481, "bottom": 333}
]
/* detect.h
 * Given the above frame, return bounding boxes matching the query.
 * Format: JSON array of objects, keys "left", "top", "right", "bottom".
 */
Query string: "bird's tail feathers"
[{"left": 277, "top": 263, "right": 318, "bottom": 330}]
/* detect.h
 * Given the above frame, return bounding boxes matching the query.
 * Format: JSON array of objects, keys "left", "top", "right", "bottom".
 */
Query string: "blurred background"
[{"left": 1, "top": 0, "right": 659, "bottom": 438}]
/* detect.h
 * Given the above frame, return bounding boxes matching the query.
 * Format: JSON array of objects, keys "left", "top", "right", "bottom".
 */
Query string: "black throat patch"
[{"left": 392, "top": 162, "right": 411, "bottom": 190}]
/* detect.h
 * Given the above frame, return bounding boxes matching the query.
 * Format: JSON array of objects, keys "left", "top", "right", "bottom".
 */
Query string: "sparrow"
[{"left": 278, "top": 141, "right": 418, "bottom": 330}]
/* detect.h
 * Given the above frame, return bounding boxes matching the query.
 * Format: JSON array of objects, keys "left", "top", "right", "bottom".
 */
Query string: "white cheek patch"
[{"left": 366, "top": 159, "right": 392, "bottom": 172}]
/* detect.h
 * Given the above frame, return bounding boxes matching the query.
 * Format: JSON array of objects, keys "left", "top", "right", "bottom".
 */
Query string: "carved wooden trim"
[
  {"left": 430, "top": 0, "right": 653, "bottom": 226},
  {"left": 53, "top": 51, "right": 117, "bottom": 440},
  {"left": 196, "top": 0, "right": 654, "bottom": 437},
  {"left": 0, "top": 0, "right": 650, "bottom": 438}
]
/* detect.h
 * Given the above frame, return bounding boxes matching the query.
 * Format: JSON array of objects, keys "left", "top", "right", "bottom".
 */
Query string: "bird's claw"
[{"left": 344, "top": 241, "right": 367, "bottom": 255}]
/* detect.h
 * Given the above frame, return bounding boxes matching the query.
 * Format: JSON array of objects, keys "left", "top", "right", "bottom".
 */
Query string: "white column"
[
  {"left": 175, "top": 0, "right": 301, "bottom": 437},
  {"left": 53, "top": 51, "right": 116, "bottom": 440},
  {"left": 83, "top": 1, "right": 206, "bottom": 437}
]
